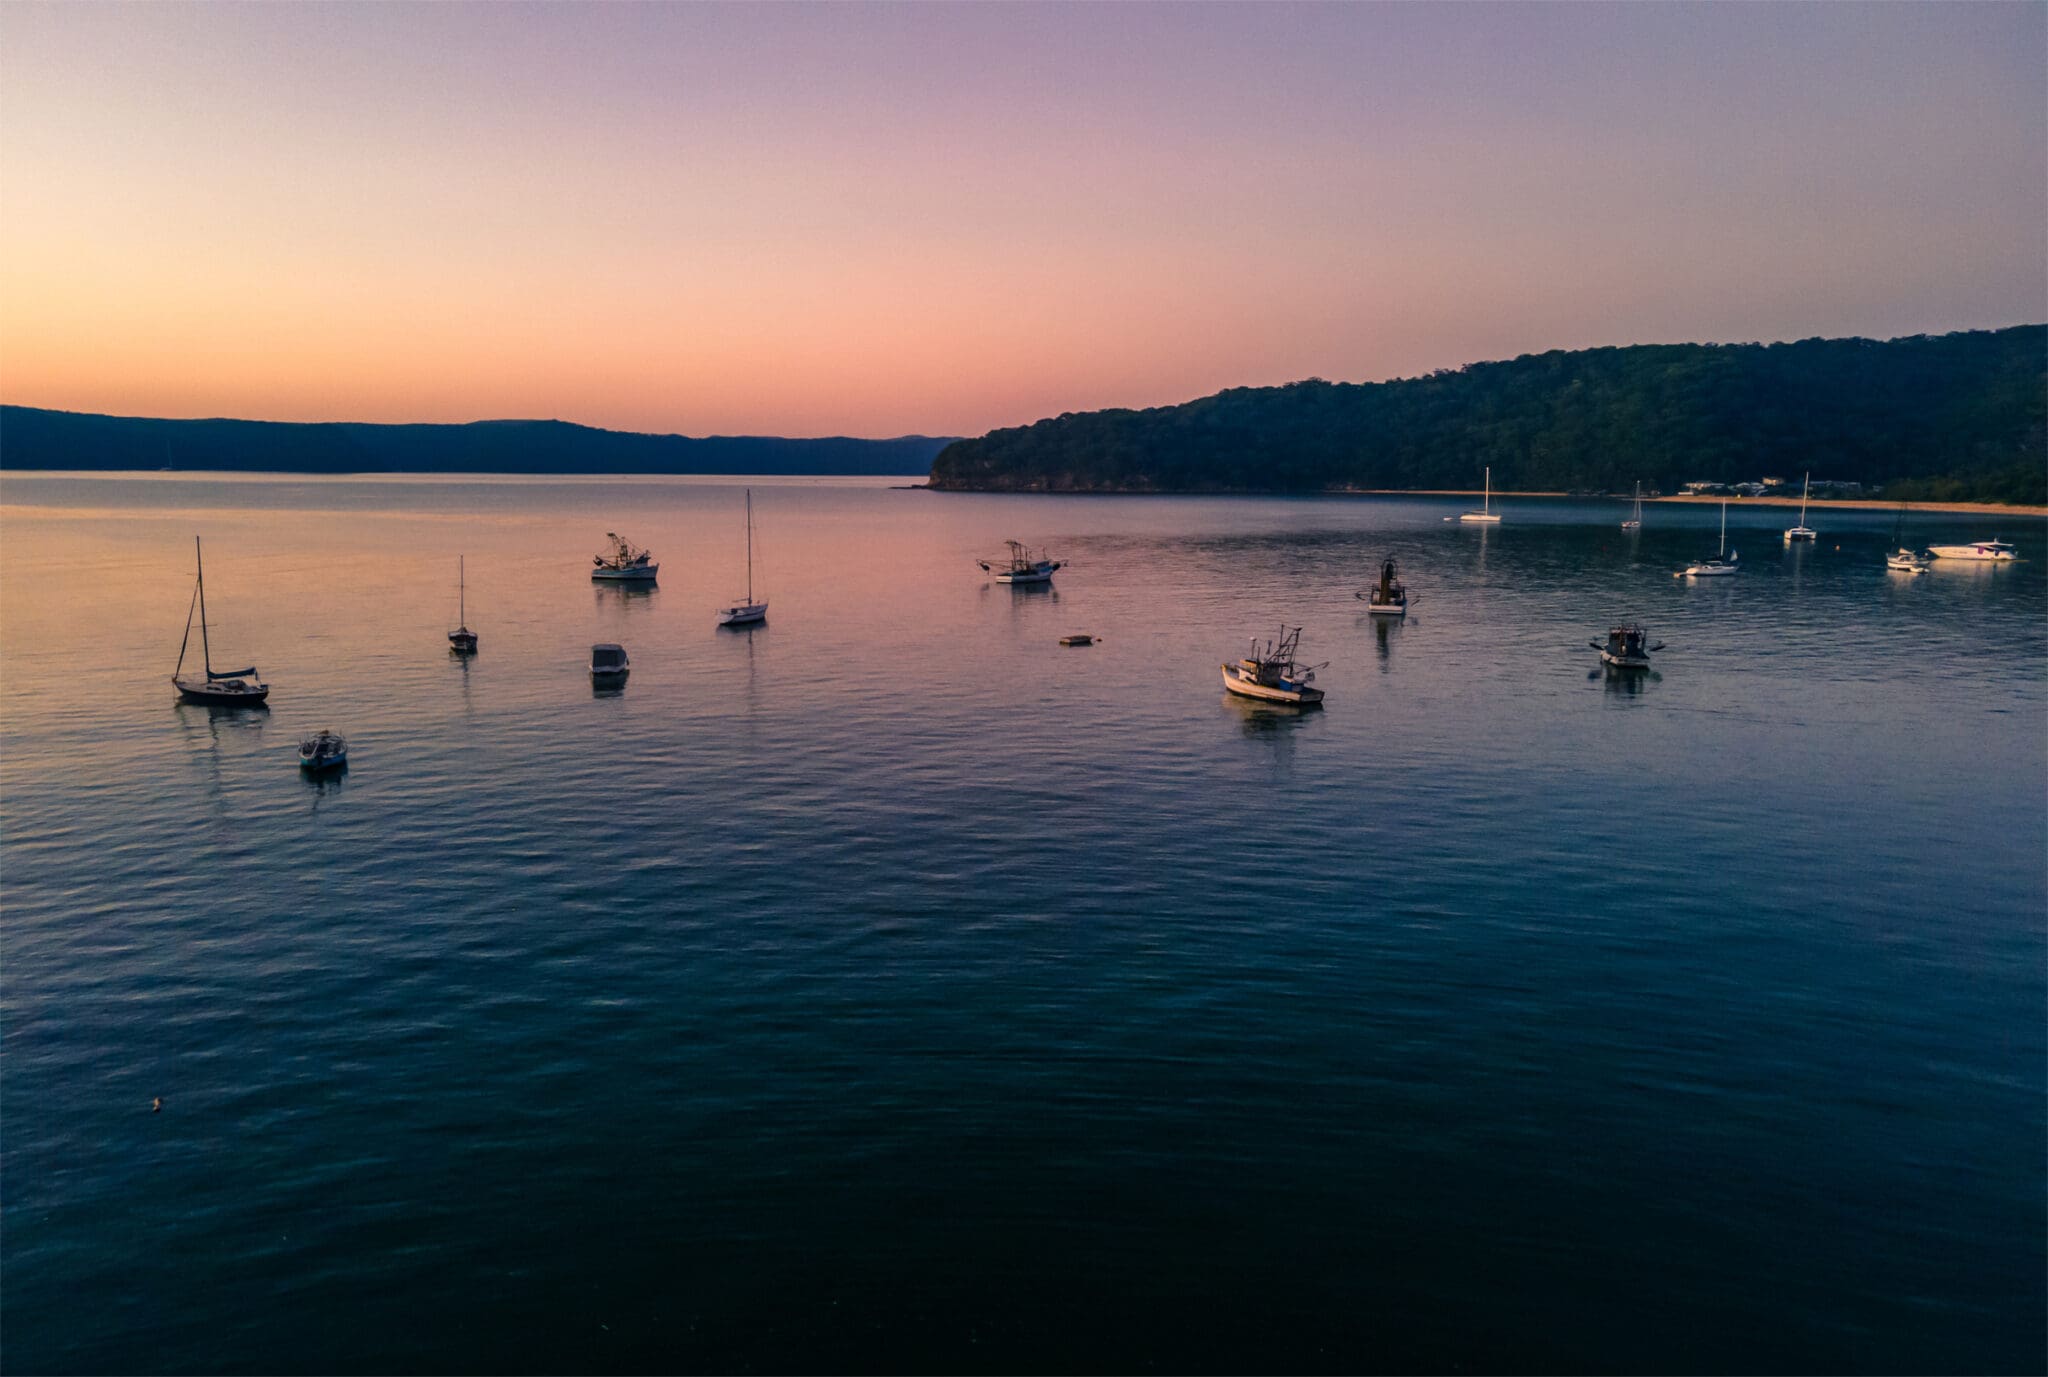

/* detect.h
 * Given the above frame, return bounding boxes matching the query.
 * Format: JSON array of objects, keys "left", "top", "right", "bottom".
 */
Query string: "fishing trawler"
[
  {"left": 448, "top": 556, "right": 478, "bottom": 653},
  {"left": 1783, "top": 472, "right": 1817, "bottom": 543},
  {"left": 1591, "top": 623, "right": 1663, "bottom": 669},
  {"left": 171, "top": 537, "right": 270, "bottom": 707},
  {"left": 592, "top": 533, "right": 658, "bottom": 582},
  {"left": 297, "top": 731, "right": 348, "bottom": 772},
  {"left": 978, "top": 540, "right": 1064, "bottom": 584},
  {"left": 715, "top": 489, "right": 768, "bottom": 626},
  {"left": 1928, "top": 539, "right": 2016, "bottom": 562},
  {"left": 1355, "top": 557, "right": 1409, "bottom": 616},
  {"left": 1221, "top": 626, "right": 1326, "bottom": 705},
  {"left": 1676, "top": 502, "right": 1739, "bottom": 577}
]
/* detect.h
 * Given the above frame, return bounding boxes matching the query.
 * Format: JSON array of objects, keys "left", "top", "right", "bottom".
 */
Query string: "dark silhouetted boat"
[
  {"left": 1356, "top": 557, "right": 1409, "bottom": 616},
  {"left": 592, "top": 533, "right": 658, "bottom": 582},
  {"left": 172, "top": 537, "right": 269, "bottom": 707},
  {"left": 716, "top": 489, "right": 768, "bottom": 626},
  {"left": 978, "top": 540, "right": 1064, "bottom": 584},
  {"left": 449, "top": 555, "right": 478, "bottom": 653},
  {"left": 298, "top": 730, "right": 348, "bottom": 771},
  {"left": 1591, "top": 623, "right": 1663, "bottom": 669}
]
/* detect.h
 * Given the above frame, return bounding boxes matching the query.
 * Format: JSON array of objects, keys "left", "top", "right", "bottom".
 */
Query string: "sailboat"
[
  {"left": 1621, "top": 482, "right": 1643, "bottom": 531},
  {"left": 448, "top": 556, "right": 478, "bottom": 653},
  {"left": 1784, "top": 472, "right": 1817, "bottom": 543},
  {"left": 1457, "top": 466, "right": 1502, "bottom": 523},
  {"left": 1676, "top": 501, "right": 1739, "bottom": 577},
  {"left": 716, "top": 489, "right": 768, "bottom": 626},
  {"left": 172, "top": 536, "right": 270, "bottom": 706},
  {"left": 1886, "top": 507, "right": 1931, "bottom": 574}
]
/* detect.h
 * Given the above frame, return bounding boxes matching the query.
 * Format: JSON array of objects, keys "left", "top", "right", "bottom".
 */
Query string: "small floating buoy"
[
  {"left": 151, "top": 1097, "right": 162, "bottom": 1113},
  {"left": 1059, "top": 635, "right": 1094, "bottom": 647}
]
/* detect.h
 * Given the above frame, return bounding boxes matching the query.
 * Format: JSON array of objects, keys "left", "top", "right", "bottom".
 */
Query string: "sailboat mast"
[
  {"left": 745, "top": 489, "right": 753, "bottom": 604},
  {"left": 1800, "top": 471, "right": 1810, "bottom": 524},
  {"left": 459, "top": 555, "right": 465, "bottom": 626},
  {"left": 1720, "top": 501, "right": 1727, "bottom": 557},
  {"left": 1484, "top": 466, "right": 1491, "bottom": 514},
  {"left": 195, "top": 536, "right": 213, "bottom": 675}
]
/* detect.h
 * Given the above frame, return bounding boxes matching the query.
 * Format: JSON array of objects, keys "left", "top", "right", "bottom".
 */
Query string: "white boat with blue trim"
[{"left": 1222, "top": 626, "right": 1326, "bottom": 705}]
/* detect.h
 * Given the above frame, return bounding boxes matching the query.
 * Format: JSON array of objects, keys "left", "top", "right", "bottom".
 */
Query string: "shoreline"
[{"left": 925, "top": 483, "right": 2047, "bottom": 517}]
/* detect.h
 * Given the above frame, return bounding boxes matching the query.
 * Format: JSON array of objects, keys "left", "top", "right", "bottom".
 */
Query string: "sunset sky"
[{"left": 2, "top": 2, "right": 2041, "bottom": 438}]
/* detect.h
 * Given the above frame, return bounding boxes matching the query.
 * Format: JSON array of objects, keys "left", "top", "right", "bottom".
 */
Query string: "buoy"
[{"left": 151, "top": 1097, "right": 162, "bottom": 1113}]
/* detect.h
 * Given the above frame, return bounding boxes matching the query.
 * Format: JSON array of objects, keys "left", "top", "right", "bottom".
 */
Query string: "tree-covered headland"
[{"left": 929, "top": 326, "right": 2045, "bottom": 504}]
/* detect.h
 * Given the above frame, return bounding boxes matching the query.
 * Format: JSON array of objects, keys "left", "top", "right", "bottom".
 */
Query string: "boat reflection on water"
[
  {"left": 1372, "top": 614, "right": 1399, "bottom": 669},
  {"left": 1592, "top": 665, "right": 1661, "bottom": 695},
  {"left": 594, "top": 581, "right": 659, "bottom": 609},
  {"left": 1224, "top": 692, "right": 1323, "bottom": 738}
]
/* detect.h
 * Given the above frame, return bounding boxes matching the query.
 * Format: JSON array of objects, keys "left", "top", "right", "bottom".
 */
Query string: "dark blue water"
[{"left": 4, "top": 476, "right": 2043, "bottom": 1373}]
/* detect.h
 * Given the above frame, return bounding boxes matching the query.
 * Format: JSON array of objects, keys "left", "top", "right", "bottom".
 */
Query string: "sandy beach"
[{"left": 1334, "top": 488, "right": 2046, "bottom": 518}]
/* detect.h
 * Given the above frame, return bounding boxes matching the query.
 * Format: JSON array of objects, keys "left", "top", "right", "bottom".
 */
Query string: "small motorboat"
[
  {"left": 1355, "top": 556, "right": 1409, "bottom": 616},
  {"left": 1222, "top": 626, "right": 1326, "bottom": 706},
  {"left": 1886, "top": 549, "right": 1932, "bottom": 574},
  {"left": 171, "top": 536, "right": 270, "bottom": 707},
  {"left": 1591, "top": 623, "right": 1663, "bottom": 669},
  {"left": 1677, "top": 500, "right": 1739, "bottom": 577},
  {"left": 1783, "top": 472, "right": 1818, "bottom": 543},
  {"left": 448, "top": 555, "right": 478, "bottom": 653},
  {"left": 1059, "top": 634, "right": 1094, "bottom": 647},
  {"left": 592, "top": 533, "right": 658, "bottom": 582},
  {"left": 298, "top": 730, "right": 348, "bottom": 772},
  {"left": 590, "top": 643, "right": 630, "bottom": 683},
  {"left": 1928, "top": 539, "right": 2016, "bottom": 562},
  {"left": 978, "top": 540, "right": 1064, "bottom": 584}
]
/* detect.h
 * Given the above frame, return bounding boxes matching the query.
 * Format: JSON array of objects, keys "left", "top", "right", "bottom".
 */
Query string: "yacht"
[
  {"left": 1621, "top": 482, "right": 1643, "bottom": 531},
  {"left": 1676, "top": 502, "right": 1739, "bottom": 578},
  {"left": 1221, "top": 626, "right": 1326, "bottom": 706},
  {"left": 1927, "top": 539, "right": 2016, "bottom": 562},
  {"left": 448, "top": 555, "right": 478, "bottom": 653},
  {"left": 1783, "top": 472, "right": 1817, "bottom": 543},
  {"left": 1355, "top": 556, "right": 1409, "bottom": 616},
  {"left": 171, "top": 536, "right": 270, "bottom": 707},
  {"left": 715, "top": 489, "right": 768, "bottom": 626},
  {"left": 592, "top": 533, "right": 658, "bottom": 582},
  {"left": 1591, "top": 623, "right": 1663, "bottom": 669},
  {"left": 1886, "top": 549, "right": 1932, "bottom": 574},
  {"left": 1458, "top": 466, "right": 1503, "bottom": 523},
  {"left": 590, "top": 643, "right": 630, "bottom": 683},
  {"left": 978, "top": 540, "right": 1065, "bottom": 584},
  {"left": 297, "top": 730, "right": 348, "bottom": 772}
]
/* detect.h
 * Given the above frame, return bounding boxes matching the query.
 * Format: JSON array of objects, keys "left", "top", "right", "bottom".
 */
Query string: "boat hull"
[
  {"left": 1365, "top": 598, "right": 1406, "bottom": 616},
  {"left": 1600, "top": 651, "right": 1652, "bottom": 669},
  {"left": 174, "top": 677, "right": 269, "bottom": 708},
  {"left": 1221, "top": 666, "right": 1324, "bottom": 705},
  {"left": 716, "top": 602, "right": 768, "bottom": 626},
  {"left": 994, "top": 568, "right": 1057, "bottom": 584},
  {"left": 1458, "top": 513, "right": 1501, "bottom": 524},
  {"left": 592, "top": 566, "right": 658, "bottom": 582},
  {"left": 1679, "top": 564, "right": 1738, "bottom": 578},
  {"left": 299, "top": 753, "right": 347, "bottom": 772},
  {"left": 1928, "top": 545, "right": 2015, "bottom": 561},
  {"left": 448, "top": 632, "right": 478, "bottom": 653},
  {"left": 1784, "top": 529, "right": 1817, "bottom": 542}
]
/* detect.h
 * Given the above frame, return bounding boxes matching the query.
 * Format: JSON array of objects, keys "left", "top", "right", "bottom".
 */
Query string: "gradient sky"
[{"left": 2, "top": 2, "right": 2041, "bottom": 438}]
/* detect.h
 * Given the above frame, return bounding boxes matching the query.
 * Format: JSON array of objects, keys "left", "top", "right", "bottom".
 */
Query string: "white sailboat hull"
[
  {"left": 1928, "top": 545, "right": 2015, "bottom": 561},
  {"left": 716, "top": 601, "right": 768, "bottom": 626},
  {"left": 1784, "top": 528, "right": 1817, "bottom": 542},
  {"left": 1679, "top": 564, "right": 1739, "bottom": 577},
  {"left": 1458, "top": 512, "right": 1501, "bottom": 523}
]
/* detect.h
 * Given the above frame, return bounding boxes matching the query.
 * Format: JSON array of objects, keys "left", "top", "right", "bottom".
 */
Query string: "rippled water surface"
[{"left": 4, "top": 475, "right": 2043, "bottom": 1373}]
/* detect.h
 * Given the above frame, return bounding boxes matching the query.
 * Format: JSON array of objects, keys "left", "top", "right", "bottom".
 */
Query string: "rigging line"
[{"left": 174, "top": 580, "right": 199, "bottom": 677}]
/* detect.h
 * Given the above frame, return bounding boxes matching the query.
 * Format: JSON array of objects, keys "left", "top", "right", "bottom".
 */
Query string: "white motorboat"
[
  {"left": 1355, "top": 556, "right": 1409, "bottom": 615},
  {"left": 590, "top": 643, "right": 630, "bottom": 682},
  {"left": 171, "top": 536, "right": 270, "bottom": 707},
  {"left": 592, "top": 533, "right": 658, "bottom": 582},
  {"left": 1677, "top": 501, "right": 1739, "bottom": 578},
  {"left": 1221, "top": 626, "right": 1326, "bottom": 705},
  {"left": 1927, "top": 539, "right": 2016, "bottom": 562},
  {"left": 1621, "top": 482, "right": 1643, "bottom": 531},
  {"left": 1457, "top": 466, "right": 1502, "bottom": 523},
  {"left": 1784, "top": 472, "right": 1817, "bottom": 543},
  {"left": 1591, "top": 623, "right": 1663, "bottom": 669},
  {"left": 1886, "top": 549, "right": 1931, "bottom": 574},
  {"left": 978, "top": 540, "right": 1065, "bottom": 584},
  {"left": 715, "top": 489, "right": 768, "bottom": 626},
  {"left": 297, "top": 730, "right": 348, "bottom": 772},
  {"left": 448, "top": 555, "right": 478, "bottom": 653}
]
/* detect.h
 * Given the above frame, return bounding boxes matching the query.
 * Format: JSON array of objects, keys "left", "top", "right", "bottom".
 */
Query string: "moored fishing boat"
[
  {"left": 592, "top": 533, "right": 658, "bottom": 582},
  {"left": 978, "top": 540, "right": 1064, "bottom": 584},
  {"left": 1355, "top": 556, "right": 1409, "bottom": 616},
  {"left": 1221, "top": 626, "right": 1326, "bottom": 705},
  {"left": 1591, "top": 623, "right": 1663, "bottom": 669},
  {"left": 297, "top": 730, "right": 348, "bottom": 771},
  {"left": 171, "top": 536, "right": 270, "bottom": 707}
]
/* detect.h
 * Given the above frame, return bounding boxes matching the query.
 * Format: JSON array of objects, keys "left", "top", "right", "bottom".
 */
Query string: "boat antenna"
[{"left": 195, "top": 536, "right": 213, "bottom": 677}]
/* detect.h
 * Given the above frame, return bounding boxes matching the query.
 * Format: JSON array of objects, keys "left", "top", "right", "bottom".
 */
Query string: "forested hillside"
[{"left": 929, "top": 327, "right": 2045, "bottom": 503}]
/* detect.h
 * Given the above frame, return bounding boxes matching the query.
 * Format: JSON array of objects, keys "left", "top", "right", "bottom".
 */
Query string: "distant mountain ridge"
[
  {"left": 929, "top": 326, "right": 2047, "bottom": 505},
  {"left": 0, "top": 407, "right": 955, "bottom": 476}
]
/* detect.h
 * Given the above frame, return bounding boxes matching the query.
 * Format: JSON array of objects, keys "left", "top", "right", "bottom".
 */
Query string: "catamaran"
[
  {"left": 1927, "top": 539, "right": 2017, "bottom": 562},
  {"left": 978, "top": 540, "right": 1065, "bottom": 584},
  {"left": 592, "top": 533, "right": 658, "bottom": 582},
  {"left": 1355, "top": 556, "right": 1409, "bottom": 616},
  {"left": 448, "top": 555, "right": 478, "bottom": 653},
  {"left": 1221, "top": 626, "right": 1326, "bottom": 705},
  {"left": 716, "top": 489, "right": 768, "bottom": 626},
  {"left": 172, "top": 537, "right": 270, "bottom": 707},
  {"left": 1622, "top": 482, "right": 1643, "bottom": 531},
  {"left": 1784, "top": 472, "right": 1817, "bottom": 543},
  {"left": 1457, "top": 467, "right": 1502, "bottom": 523},
  {"left": 1677, "top": 501, "right": 1739, "bottom": 578},
  {"left": 1591, "top": 623, "right": 1663, "bottom": 669}
]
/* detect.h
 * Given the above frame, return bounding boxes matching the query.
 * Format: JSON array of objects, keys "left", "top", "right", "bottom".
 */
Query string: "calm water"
[{"left": 4, "top": 475, "right": 2043, "bottom": 1374}]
